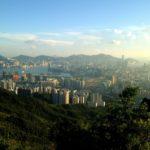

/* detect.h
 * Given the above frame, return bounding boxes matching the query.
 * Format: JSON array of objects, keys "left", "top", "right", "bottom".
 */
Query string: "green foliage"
[
  {"left": 120, "top": 87, "right": 139, "bottom": 99},
  {"left": 119, "top": 87, "right": 139, "bottom": 109},
  {"left": 0, "top": 87, "right": 149, "bottom": 150},
  {"left": 0, "top": 138, "right": 8, "bottom": 150}
]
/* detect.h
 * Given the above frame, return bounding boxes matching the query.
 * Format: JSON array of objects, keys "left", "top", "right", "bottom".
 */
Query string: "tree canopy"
[{"left": 0, "top": 87, "right": 149, "bottom": 150}]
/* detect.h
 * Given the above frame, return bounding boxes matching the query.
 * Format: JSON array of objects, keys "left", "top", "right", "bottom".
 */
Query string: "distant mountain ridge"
[
  {"left": 13, "top": 55, "right": 34, "bottom": 63},
  {"left": 66, "top": 54, "right": 120, "bottom": 64},
  {"left": 0, "top": 54, "right": 140, "bottom": 66},
  {"left": 0, "top": 55, "right": 8, "bottom": 61},
  {"left": 12, "top": 54, "right": 121, "bottom": 65}
]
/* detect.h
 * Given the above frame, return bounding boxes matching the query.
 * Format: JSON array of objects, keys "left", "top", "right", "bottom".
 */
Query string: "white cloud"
[
  {"left": 79, "top": 35, "right": 102, "bottom": 41},
  {"left": 65, "top": 32, "right": 81, "bottom": 36},
  {"left": 144, "top": 34, "right": 150, "bottom": 41},
  {"left": 114, "top": 29, "right": 123, "bottom": 34},
  {"left": 38, "top": 39, "right": 74, "bottom": 46},
  {"left": 1, "top": 26, "right": 150, "bottom": 57},
  {"left": 126, "top": 32, "right": 137, "bottom": 40},
  {"left": 0, "top": 33, "right": 38, "bottom": 41},
  {"left": 38, "top": 32, "right": 61, "bottom": 36},
  {"left": 0, "top": 32, "right": 73, "bottom": 46},
  {"left": 112, "top": 40, "right": 122, "bottom": 46},
  {"left": 127, "top": 32, "right": 132, "bottom": 37},
  {"left": 30, "top": 45, "right": 37, "bottom": 49}
]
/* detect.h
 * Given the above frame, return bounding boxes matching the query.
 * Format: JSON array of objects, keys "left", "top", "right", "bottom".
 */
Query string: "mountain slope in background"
[
  {"left": 13, "top": 54, "right": 121, "bottom": 65},
  {"left": 13, "top": 55, "right": 34, "bottom": 63},
  {"left": 0, "top": 55, "right": 8, "bottom": 62}
]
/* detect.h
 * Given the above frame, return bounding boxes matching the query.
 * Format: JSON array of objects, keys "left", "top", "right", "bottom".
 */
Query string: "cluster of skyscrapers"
[{"left": 0, "top": 72, "right": 105, "bottom": 107}]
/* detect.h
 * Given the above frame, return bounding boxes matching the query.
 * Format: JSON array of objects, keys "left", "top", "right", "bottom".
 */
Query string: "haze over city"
[{"left": 1, "top": 0, "right": 150, "bottom": 58}]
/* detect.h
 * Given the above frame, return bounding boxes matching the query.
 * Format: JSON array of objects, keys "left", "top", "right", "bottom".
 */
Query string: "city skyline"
[{"left": 1, "top": 0, "right": 150, "bottom": 58}]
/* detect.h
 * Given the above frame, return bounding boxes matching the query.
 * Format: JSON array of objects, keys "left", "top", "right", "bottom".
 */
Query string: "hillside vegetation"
[{"left": 0, "top": 88, "right": 149, "bottom": 150}]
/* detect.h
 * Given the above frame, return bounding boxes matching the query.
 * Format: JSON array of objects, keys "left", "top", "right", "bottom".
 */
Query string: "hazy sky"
[{"left": 0, "top": 0, "right": 150, "bottom": 57}]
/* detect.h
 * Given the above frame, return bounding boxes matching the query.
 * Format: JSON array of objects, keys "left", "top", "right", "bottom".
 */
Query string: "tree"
[
  {"left": 91, "top": 87, "right": 150, "bottom": 150},
  {"left": 119, "top": 87, "right": 139, "bottom": 108},
  {"left": 0, "top": 138, "right": 8, "bottom": 150}
]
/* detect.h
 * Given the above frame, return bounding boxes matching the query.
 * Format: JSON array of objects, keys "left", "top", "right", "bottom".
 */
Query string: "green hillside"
[
  {"left": 0, "top": 88, "right": 149, "bottom": 150},
  {"left": 0, "top": 88, "right": 98, "bottom": 150}
]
